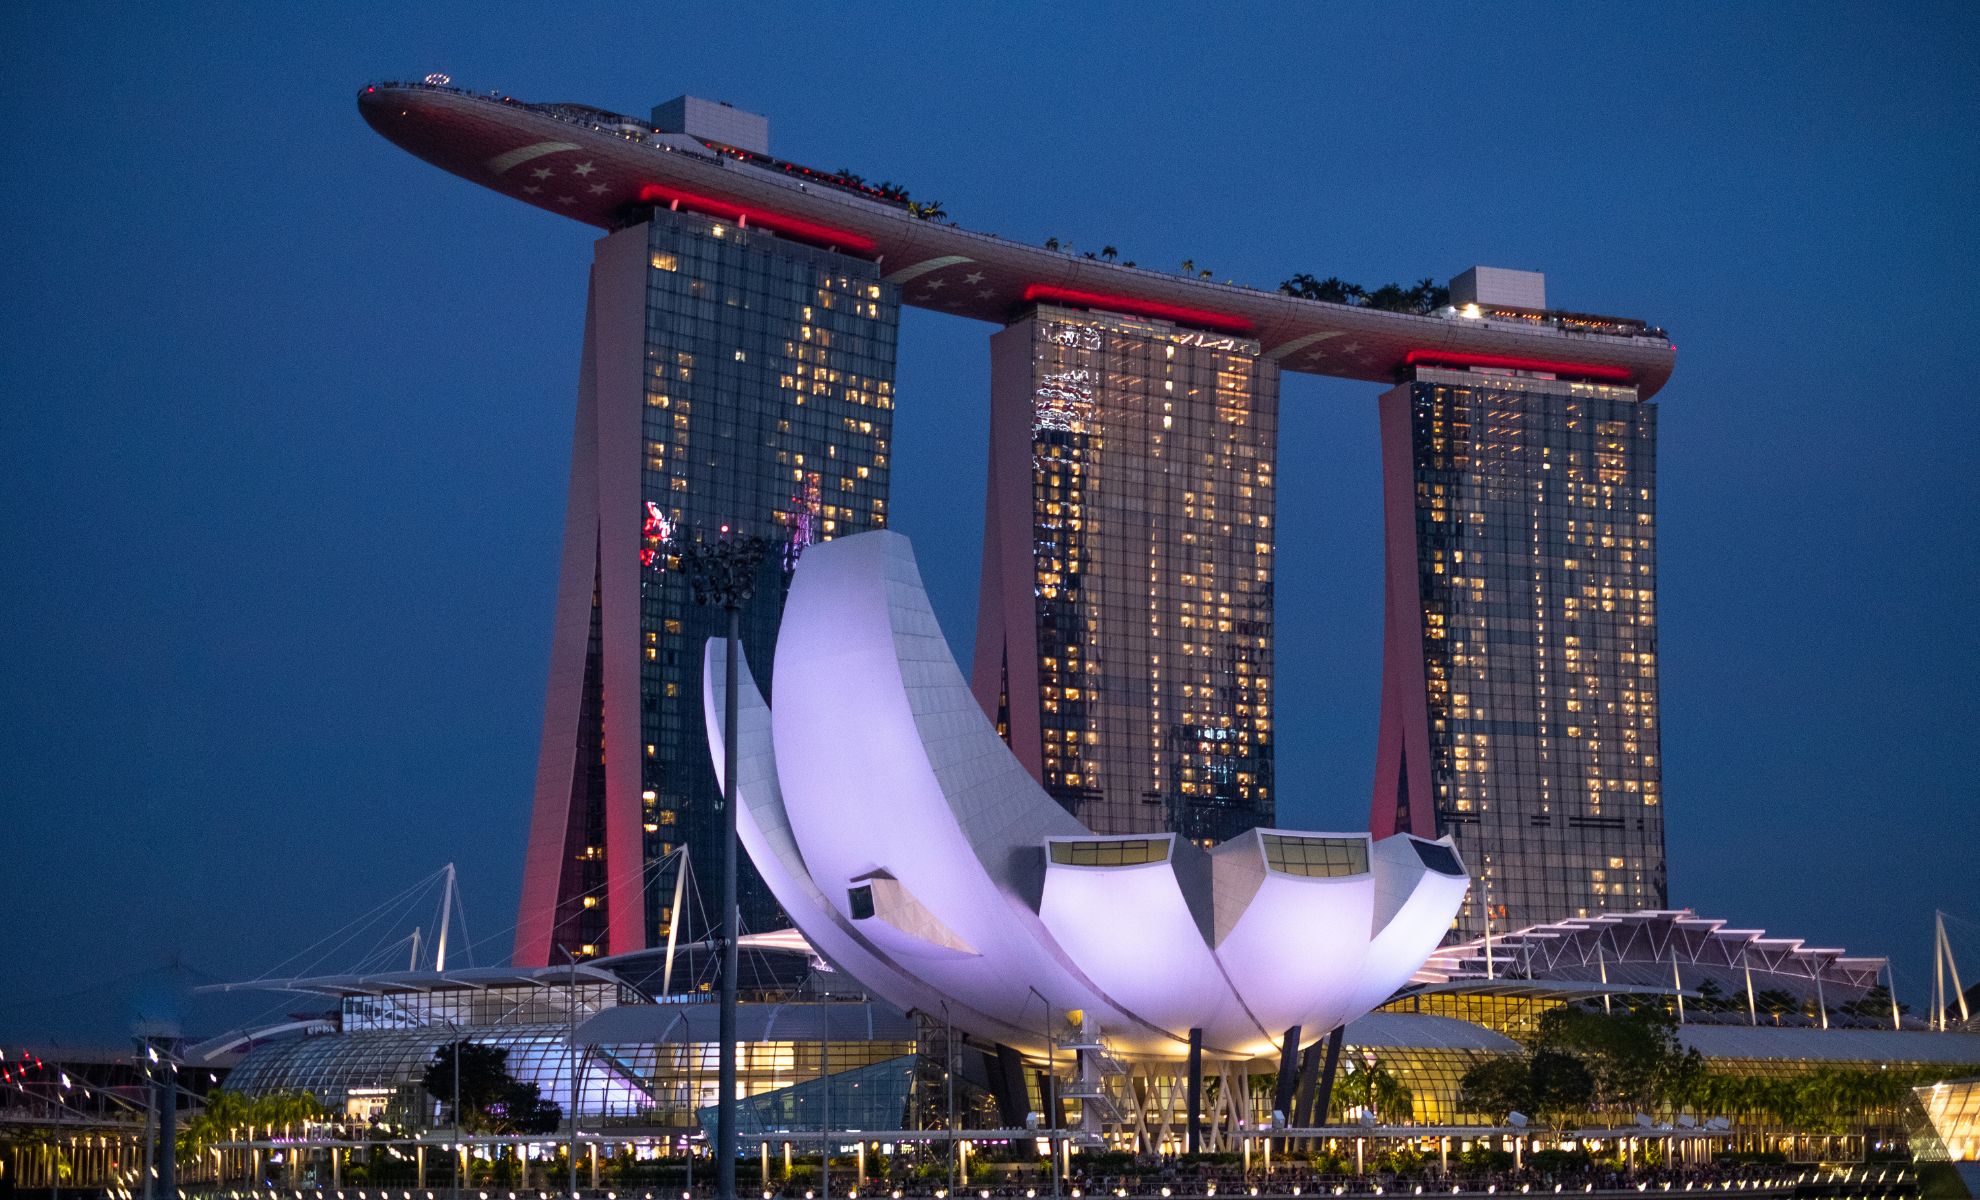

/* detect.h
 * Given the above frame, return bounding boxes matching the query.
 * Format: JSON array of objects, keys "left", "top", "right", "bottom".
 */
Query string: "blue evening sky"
[{"left": 3, "top": 3, "right": 1975, "bottom": 1039}]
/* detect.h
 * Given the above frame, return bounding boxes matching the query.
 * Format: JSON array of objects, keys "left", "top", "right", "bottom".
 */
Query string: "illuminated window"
[
  {"left": 1261, "top": 834, "right": 1369, "bottom": 878},
  {"left": 1048, "top": 838, "right": 1168, "bottom": 867}
]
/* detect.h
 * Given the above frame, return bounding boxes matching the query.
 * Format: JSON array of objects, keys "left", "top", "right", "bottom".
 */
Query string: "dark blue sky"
[{"left": 4, "top": 3, "right": 1976, "bottom": 1041}]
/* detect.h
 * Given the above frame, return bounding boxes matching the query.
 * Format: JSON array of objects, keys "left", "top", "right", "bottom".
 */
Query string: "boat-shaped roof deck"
[{"left": 360, "top": 82, "right": 1675, "bottom": 396}]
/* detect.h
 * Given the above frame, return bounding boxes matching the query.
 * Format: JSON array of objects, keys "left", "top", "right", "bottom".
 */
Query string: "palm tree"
[
  {"left": 1044, "top": 237, "right": 1061, "bottom": 251},
  {"left": 251, "top": 1090, "right": 326, "bottom": 1184},
  {"left": 1330, "top": 1059, "right": 1415, "bottom": 1124},
  {"left": 198, "top": 1090, "right": 253, "bottom": 1184},
  {"left": 1100, "top": 246, "right": 1118, "bottom": 261},
  {"left": 1278, "top": 274, "right": 1364, "bottom": 304},
  {"left": 1179, "top": 259, "right": 1195, "bottom": 274}
]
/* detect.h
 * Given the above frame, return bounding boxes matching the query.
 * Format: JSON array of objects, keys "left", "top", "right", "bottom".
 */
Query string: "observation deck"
[{"left": 360, "top": 81, "right": 1675, "bottom": 396}]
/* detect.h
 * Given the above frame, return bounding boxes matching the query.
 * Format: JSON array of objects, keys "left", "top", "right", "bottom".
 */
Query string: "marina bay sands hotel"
[{"left": 360, "top": 83, "right": 1675, "bottom": 965}]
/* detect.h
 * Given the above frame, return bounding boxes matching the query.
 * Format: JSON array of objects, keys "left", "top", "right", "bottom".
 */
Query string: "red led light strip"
[
  {"left": 1021, "top": 285, "right": 1255, "bottom": 335},
  {"left": 1403, "top": 349, "right": 1635, "bottom": 383},
  {"left": 636, "top": 184, "right": 877, "bottom": 254}
]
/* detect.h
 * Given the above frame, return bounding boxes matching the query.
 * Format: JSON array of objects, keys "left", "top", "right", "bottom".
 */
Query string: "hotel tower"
[
  {"left": 502, "top": 102, "right": 900, "bottom": 964},
  {"left": 1371, "top": 269, "right": 1667, "bottom": 938},
  {"left": 973, "top": 308, "right": 1279, "bottom": 843}
]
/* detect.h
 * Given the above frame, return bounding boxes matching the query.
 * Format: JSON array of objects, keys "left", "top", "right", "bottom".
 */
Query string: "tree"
[
  {"left": 1044, "top": 237, "right": 1061, "bottom": 251},
  {"left": 486, "top": 1079, "right": 563, "bottom": 1135},
  {"left": 1458, "top": 1058, "right": 1530, "bottom": 1123},
  {"left": 1527, "top": 1050, "right": 1595, "bottom": 1129},
  {"left": 1530, "top": 1002, "right": 1685, "bottom": 1115},
  {"left": 1331, "top": 1059, "right": 1415, "bottom": 1124},
  {"left": 1363, "top": 282, "right": 1413, "bottom": 312},
  {"left": 423, "top": 1041, "right": 563, "bottom": 1135},
  {"left": 1404, "top": 277, "right": 1451, "bottom": 313},
  {"left": 1279, "top": 274, "right": 1367, "bottom": 304},
  {"left": 253, "top": 1089, "right": 327, "bottom": 1139},
  {"left": 1752, "top": 988, "right": 1801, "bottom": 1024},
  {"left": 186, "top": 1089, "right": 251, "bottom": 1180},
  {"left": 907, "top": 199, "right": 947, "bottom": 221},
  {"left": 1836, "top": 984, "right": 1904, "bottom": 1024},
  {"left": 1100, "top": 246, "right": 1118, "bottom": 261},
  {"left": 1459, "top": 1052, "right": 1592, "bottom": 1130},
  {"left": 1692, "top": 978, "right": 1737, "bottom": 1015}
]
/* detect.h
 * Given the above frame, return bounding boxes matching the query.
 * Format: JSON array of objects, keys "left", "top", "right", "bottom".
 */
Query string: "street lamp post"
[
  {"left": 1026, "top": 987, "right": 1060, "bottom": 1200},
  {"left": 442, "top": 1021, "right": 463, "bottom": 1196},
  {"left": 670, "top": 525, "right": 773, "bottom": 1200},
  {"left": 557, "top": 945, "right": 583, "bottom": 1197}
]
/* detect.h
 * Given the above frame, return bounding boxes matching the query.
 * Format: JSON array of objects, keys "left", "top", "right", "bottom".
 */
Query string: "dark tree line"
[
  {"left": 1279, "top": 273, "right": 1450, "bottom": 314},
  {"left": 1458, "top": 998, "right": 1980, "bottom": 1134}
]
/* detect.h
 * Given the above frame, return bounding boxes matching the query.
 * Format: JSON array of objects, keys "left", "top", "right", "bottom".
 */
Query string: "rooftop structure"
[
  {"left": 651, "top": 94, "right": 769, "bottom": 156},
  {"left": 1450, "top": 266, "right": 1547, "bottom": 311},
  {"left": 1417, "top": 909, "right": 1892, "bottom": 1014},
  {"left": 356, "top": 81, "right": 1675, "bottom": 395}
]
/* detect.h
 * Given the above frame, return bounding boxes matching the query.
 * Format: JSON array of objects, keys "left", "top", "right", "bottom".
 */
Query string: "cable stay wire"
[{"left": 232, "top": 865, "right": 453, "bottom": 984}]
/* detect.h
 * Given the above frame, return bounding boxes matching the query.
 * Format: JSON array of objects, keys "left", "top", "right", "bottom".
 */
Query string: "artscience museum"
[{"left": 705, "top": 528, "right": 1470, "bottom": 1061}]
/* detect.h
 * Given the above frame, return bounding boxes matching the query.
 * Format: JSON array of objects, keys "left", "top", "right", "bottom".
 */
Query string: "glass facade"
[
  {"left": 226, "top": 1023, "right": 914, "bottom": 1126},
  {"left": 982, "top": 307, "right": 1278, "bottom": 844},
  {"left": 701, "top": 1052, "right": 917, "bottom": 1137},
  {"left": 340, "top": 982, "right": 627, "bottom": 1031},
  {"left": 1387, "top": 367, "right": 1664, "bottom": 937},
  {"left": 560, "top": 209, "right": 900, "bottom": 954},
  {"left": 1913, "top": 1077, "right": 1980, "bottom": 1163}
]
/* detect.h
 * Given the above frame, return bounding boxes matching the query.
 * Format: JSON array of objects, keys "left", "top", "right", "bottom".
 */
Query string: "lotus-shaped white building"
[{"left": 705, "top": 530, "right": 1468, "bottom": 1060}]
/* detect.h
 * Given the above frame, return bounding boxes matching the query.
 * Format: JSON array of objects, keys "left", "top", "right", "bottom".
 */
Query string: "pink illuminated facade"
[
  {"left": 514, "top": 229, "right": 652, "bottom": 966},
  {"left": 512, "top": 207, "right": 899, "bottom": 967}
]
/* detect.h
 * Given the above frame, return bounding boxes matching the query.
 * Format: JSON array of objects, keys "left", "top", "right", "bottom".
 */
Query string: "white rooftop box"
[
  {"left": 1450, "top": 266, "right": 1547, "bottom": 311},
  {"left": 652, "top": 95, "right": 769, "bottom": 156}
]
